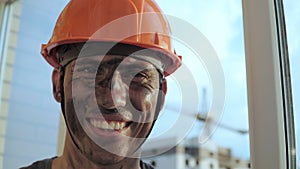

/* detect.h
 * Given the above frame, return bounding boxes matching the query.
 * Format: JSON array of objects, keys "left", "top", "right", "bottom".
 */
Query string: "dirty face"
[{"left": 62, "top": 55, "right": 164, "bottom": 164}]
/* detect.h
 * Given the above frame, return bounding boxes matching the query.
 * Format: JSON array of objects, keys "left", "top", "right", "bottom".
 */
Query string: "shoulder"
[
  {"left": 140, "top": 160, "right": 155, "bottom": 169},
  {"left": 20, "top": 157, "right": 56, "bottom": 169}
]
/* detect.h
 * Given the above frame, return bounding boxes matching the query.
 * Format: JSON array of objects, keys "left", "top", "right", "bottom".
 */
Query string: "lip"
[{"left": 85, "top": 108, "right": 133, "bottom": 121}]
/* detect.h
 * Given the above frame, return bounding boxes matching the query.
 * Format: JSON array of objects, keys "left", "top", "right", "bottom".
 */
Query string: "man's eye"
[
  {"left": 135, "top": 73, "right": 146, "bottom": 78},
  {"left": 97, "top": 67, "right": 108, "bottom": 75},
  {"left": 123, "top": 72, "right": 148, "bottom": 81}
]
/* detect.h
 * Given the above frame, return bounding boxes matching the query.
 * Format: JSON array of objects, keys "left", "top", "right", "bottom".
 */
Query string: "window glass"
[
  {"left": 143, "top": 0, "right": 250, "bottom": 168},
  {"left": 283, "top": 0, "right": 300, "bottom": 167}
]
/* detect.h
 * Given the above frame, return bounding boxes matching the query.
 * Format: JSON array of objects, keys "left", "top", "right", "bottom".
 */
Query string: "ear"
[{"left": 52, "top": 69, "right": 61, "bottom": 103}]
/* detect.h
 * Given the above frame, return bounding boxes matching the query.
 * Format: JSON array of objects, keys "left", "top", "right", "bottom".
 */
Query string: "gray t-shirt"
[{"left": 20, "top": 157, "right": 154, "bottom": 169}]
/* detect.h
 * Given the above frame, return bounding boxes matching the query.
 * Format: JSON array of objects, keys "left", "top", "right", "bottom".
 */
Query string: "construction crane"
[
  {"left": 196, "top": 87, "right": 248, "bottom": 135},
  {"left": 195, "top": 113, "right": 248, "bottom": 135}
]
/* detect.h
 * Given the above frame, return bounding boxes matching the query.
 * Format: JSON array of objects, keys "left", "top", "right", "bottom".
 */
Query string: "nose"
[{"left": 110, "top": 71, "right": 127, "bottom": 108}]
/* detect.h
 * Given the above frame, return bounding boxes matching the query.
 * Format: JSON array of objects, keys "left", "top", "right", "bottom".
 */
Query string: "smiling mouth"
[{"left": 88, "top": 119, "right": 132, "bottom": 131}]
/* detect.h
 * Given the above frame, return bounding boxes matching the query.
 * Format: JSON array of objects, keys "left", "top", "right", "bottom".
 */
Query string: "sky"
[
  {"left": 152, "top": 0, "right": 300, "bottom": 163},
  {"left": 284, "top": 0, "right": 300, "bottom": 167},
  {"left": 152, "top": 0, "right": 250, "bottom": 159},
  {"left": 12, "top": 0, "right": 299, "bottom": 165},
  {"left": 152, "top": 0, "right": 300, "bottom": 161}
]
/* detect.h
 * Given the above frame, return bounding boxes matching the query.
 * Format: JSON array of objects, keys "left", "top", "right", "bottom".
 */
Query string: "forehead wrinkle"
[
  {"left": 119, "top": 57, "right": 157, "bottom": 70},
  {"left": 118, "top": 62, "right": 155, "bottom": 72},
  {"left": 75, "top": 55, "right": 125, "bottom": 66},
  {"left": 70, "top": 55, "right": 160, "bottom": 77},
  {"left": 75, "top": 57, "right": 99, "bottom": 67}
]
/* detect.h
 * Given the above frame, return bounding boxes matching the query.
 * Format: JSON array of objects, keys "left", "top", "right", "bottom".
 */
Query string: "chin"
[{"left": 76, "top": 133, "right": 133, "bottom": 162}]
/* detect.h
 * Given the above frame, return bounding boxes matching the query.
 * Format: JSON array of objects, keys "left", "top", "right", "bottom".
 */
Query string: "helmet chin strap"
[
  {"left": 59, "top": 65, "right": 164, "bottom": 158},
  {"left": 59, "top": 66, "right": 82, "bottom": 152},
  {"left": 131, "top": 73, "right": 165, "bottom": 155}
]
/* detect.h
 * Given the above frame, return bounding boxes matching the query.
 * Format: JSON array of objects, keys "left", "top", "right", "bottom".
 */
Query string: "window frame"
[
  {"left": 0, "top": 1, "right": 19, "bottom": 168},
  {"left": 243, "top": 0, "right": 296, "bottom": 168},
  {"left": 0, "top": 0, "right": 15, "bottom": 100}
]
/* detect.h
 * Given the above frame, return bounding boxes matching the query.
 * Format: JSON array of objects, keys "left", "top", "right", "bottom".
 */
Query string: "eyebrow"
[
  {"left": 106, "top": 58, "right": 124, "bottom": 65},
  {"left": 119, "top": 62, "right": 156, "bottom": 72},
  {"left": 75, "top": 57, "right": 118, "bottom": 68}
]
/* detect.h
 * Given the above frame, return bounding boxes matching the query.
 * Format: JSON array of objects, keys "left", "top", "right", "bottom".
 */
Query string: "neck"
[{"left": 52, "top": 131, "right": 141, "bottom": 169}]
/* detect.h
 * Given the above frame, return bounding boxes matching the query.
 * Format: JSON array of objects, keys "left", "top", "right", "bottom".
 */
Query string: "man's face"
[{"left": 62, "top": 55, "right": 163, "bottom": 164}]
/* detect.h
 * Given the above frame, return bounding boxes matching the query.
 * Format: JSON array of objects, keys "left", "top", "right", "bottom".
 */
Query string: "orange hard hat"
[{"left": 41, "top": 0, "right": 182, "bottom": 76}]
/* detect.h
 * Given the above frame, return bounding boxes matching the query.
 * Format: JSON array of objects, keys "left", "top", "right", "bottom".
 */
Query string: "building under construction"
[{"left": 142, "top": 137, "right": 250, "bottom": 169}]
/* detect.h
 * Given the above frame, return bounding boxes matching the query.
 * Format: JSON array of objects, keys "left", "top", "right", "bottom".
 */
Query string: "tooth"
[
  {"left": 102, "top": 121, "right": 109, "bottom": 129},
  {"left": 91, "top": 119, "right": 95, "bottom": 127},
  {"left": 93, "top": 120, "right": 98, "bottom": 128},
  {"left": 120, "top": 122, "right": 125, "bottom": 129},
  {"left": 115, "top": 122, "right": 120, "bottom": 130},
  {"left": 90, "top": 120, "right": 129, "bottom": 130},
  {"left": 109, "top": 122, "right": 115, "bottom": 129}
]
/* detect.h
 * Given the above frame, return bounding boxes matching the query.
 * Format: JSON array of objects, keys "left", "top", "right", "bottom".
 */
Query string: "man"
[{"left": 21, "top": 0, "right": 181, "bottom": 168}]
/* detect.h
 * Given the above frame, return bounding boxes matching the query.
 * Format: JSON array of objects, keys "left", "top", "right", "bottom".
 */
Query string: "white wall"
[{"left": 2, "top": 1, "right": 68, "bottom": 168}]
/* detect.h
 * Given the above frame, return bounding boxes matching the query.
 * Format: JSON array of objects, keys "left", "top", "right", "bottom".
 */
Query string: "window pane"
[
  {"left": 143, "top": 1, "right": 251, "bottom": 168},
  {"left": 283, "top": 0, "right": 300, "bottom": 168}
]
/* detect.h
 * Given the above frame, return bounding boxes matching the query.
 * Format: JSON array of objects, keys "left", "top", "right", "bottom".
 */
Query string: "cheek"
[
  {"left": 63, "top": 85, "right": 90, "bottom": 132},
  {"left": 72, "top": 79, "right": 94, "bottom": 97},
  {"left": 66, "top": 80, "right": 95, "bottom": 110},
  {"left": 129, "top": 89, "right": 158, "bottom": 113},
  {"left": 64, "top": 98, "right": 83, "bottom": 134}
]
